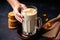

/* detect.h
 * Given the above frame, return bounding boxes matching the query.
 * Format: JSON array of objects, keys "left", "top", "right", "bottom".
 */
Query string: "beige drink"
[{"left": 21, "top": 8, "right": 37, "bottom": 35}]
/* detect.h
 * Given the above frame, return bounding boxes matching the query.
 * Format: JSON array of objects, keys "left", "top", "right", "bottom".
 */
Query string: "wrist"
[{"left": 14, "top": 0, "right": 20, "bottom": 7}]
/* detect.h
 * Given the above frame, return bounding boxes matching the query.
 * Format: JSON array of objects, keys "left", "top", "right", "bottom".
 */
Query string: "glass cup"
[{"left": 21, "top": 5, "right": 42, "bottom": 36}]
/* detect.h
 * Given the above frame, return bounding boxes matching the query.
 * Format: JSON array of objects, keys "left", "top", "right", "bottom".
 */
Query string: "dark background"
[{"left": 0, "top": 0, "right": 60, "bottom": 40}]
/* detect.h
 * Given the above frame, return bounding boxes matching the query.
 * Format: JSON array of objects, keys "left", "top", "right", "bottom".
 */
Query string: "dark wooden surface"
[{"left": 0, "top": 0, "right": 59, "bottom": 40}]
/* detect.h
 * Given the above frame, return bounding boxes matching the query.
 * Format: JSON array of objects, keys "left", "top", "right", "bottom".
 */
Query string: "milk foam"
[{"left": 21, "top": 8, "right": 37, "bottom": 16}]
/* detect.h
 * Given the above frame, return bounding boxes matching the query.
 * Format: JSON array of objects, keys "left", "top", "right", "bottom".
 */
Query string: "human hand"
[{"left": 13, "top": 3, "right": 27, "bottom": 23}]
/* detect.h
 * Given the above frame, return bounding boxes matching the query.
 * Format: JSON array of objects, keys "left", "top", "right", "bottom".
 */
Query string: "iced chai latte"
[{"left": 21, "top": 8, "right": 37, "bottom": 35}]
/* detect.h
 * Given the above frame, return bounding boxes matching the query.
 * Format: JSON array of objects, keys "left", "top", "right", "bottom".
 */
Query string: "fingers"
[
  {"left": 16, "top": 12, "right": 24, "bottom": 18},
  {"left": 14, "top": 12, "right": 24, "bottom": 23},
  {"left": 13, "top": 10, "right": 24, "bottom": 23},
  {"left": 13, "top": 3, "right": 26, "bottom": 23},
  {"left": 14, "top": 5, "right": 24, "bottom": 17}
]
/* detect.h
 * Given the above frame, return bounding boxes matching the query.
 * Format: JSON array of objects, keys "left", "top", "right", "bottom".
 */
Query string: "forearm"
[{"left": 7, "top": 0, "right": 20, "bottom": 9}]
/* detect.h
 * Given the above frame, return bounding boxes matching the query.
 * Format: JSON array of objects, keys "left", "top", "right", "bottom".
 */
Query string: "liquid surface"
[{"left": 22, "top": 8, "right": 37, "bottom": 15}]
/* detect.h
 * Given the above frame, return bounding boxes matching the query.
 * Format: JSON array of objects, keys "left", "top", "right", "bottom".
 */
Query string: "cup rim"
[{"left": 26, "top": 5, "right": 37, "bottom": 11}]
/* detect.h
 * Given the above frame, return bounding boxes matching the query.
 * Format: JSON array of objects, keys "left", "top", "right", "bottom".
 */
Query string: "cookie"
[{"left": 8, "top": 11, "right": 18, "bottom": 29}]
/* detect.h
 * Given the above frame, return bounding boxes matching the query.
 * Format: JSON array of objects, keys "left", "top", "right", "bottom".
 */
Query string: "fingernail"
[{"left": 21, "top": 14, "right": 24, "bottom": 18}]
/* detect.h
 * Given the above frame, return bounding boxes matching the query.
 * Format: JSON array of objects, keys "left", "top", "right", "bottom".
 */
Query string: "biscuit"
[
  {"left": 8, "top": 11, "right": 16, "bottom": 20},
  {"left": 8, "top": 11, "right": 18, "bottom": 29}
]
